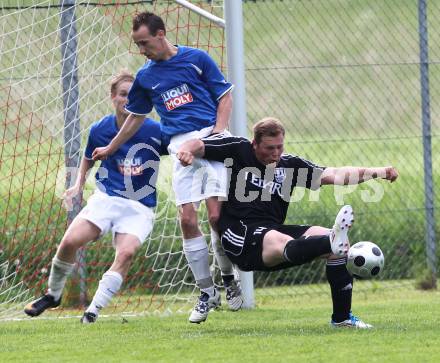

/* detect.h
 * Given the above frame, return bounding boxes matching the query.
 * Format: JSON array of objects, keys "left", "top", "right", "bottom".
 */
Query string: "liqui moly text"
[{"left": 161, "top": 84, "right": 193, "bottom": 111}]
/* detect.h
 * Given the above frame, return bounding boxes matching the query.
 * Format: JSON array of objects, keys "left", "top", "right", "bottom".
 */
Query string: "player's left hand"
[
  {"left": 385, "top": 166, "right": 398, "bottom": 182},
  {"left": 92, "top": 146, "right": 111, "bottom": 161},
  {"left": 62, "top": 185, "right": 81, "bottom": 211},
  {"left": 176, "top": 150, "right": 194, "bottom": 166},
  {"left": 210, "top": 127, "right": 225, "bottom": 135}
]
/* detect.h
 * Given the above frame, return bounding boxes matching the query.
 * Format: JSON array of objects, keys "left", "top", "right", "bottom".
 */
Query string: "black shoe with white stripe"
[{"left": 225, "top": 280, "right": 243, "bottom": 311}]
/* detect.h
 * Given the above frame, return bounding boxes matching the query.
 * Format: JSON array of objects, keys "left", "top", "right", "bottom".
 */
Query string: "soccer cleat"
[
  {"left": 225, "top": 280, "right": 244, "bottom": 311},
  {"left": 24, "top": 294, "right": 61, "bottom": 317},
  {"left": 188, "top": 289, "right": 221, "bottom": 324},
  {"left": 331, "top": 313, "right": 373, "bottom": 329},
  {"left": 80, "top": 311, "right": 97, "bottom": 324},
  {"left": 330, "top": 205, "right": 354, "bottom": 257}
]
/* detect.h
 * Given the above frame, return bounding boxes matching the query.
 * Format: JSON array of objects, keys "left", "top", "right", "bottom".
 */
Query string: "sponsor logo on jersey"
[
  {"left": 274, "top": 168, "right": 286, "bottom": 183},
  {"left": 161, "top": 83, "right": 193, "bottom": 111},
  {"left": 247, "top": 172, "right": 284, "bottom": 197},
  {"left": 117, "top": 157, "right": 143, "bottom": 176}
]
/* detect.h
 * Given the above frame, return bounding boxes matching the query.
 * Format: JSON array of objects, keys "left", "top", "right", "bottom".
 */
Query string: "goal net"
[{"left": 0, "top": 0, "right": 227, "bottom": 320}]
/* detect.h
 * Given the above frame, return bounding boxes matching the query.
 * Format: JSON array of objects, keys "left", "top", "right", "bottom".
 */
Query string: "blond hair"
[
  {"left": 110, "top": 69, "right": 134, "bottom": 96},
  {"left": 252, "top": 117, "right": 285, "bottom": 144}
]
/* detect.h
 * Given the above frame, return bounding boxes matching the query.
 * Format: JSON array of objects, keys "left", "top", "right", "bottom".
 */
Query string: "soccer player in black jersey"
[{"left": 176, "top": 117, "right": 398, "bottom": 328}]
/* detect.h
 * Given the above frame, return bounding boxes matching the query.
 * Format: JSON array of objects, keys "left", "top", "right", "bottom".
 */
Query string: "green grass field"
[
  {"left": 1, "top": 284, "right": 439, "bottom": 363},
  {"left": 1, "top": 0, "right": 440, "bottom": 349}
]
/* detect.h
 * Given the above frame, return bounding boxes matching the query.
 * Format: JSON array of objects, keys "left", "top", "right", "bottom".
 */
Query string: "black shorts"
[{"left": 220, "top": 220, "right": 311, "bottom": 272}]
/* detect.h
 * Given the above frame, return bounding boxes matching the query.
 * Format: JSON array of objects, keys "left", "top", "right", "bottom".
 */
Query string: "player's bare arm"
[
  {"left": 176, "top": 139, "right": 205, "bottom": 166},
  {"left": 320, "top": 166, "right": 399, "bottom": 186},
  {"left": 63, "top": 157, "right": 95, "bottom": 209},
  {"left": 92, "top": 113, "right": 145, "bottom": 160},
  {"left": 211, "top": 91, "right": 232, "bottom": 134}
]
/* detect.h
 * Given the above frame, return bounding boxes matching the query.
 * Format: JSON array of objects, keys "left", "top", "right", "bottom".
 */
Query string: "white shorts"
[
  {"left": 168, "top": 126, "right": 228, "bottom": 206},
  {"left": 77, "top": 190, "right": 155, "bottom": 245}
]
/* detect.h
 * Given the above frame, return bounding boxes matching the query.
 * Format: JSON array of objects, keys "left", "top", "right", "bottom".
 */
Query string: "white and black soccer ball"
[{"left": 346, "top": 241, "right": 384, "bottom": 279}]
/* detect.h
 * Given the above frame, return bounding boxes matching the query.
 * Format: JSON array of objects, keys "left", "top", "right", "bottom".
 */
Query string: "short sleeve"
[
  {"left": 199, "top": 51, "right": 233, "bottom": 101},
  {"left": 203, "top": 134, "right": 249, "bottom": 162},
  {"left": 84, "top": 125, "right": 97, "bottom": 160},
  {"left": 125, "top": 75, "right": 153, "bottom": 115},
  {"left": 284, "top": 155, "right": 325, "bottom": 190}
]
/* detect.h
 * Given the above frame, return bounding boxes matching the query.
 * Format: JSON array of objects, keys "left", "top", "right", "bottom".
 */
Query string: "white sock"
[
  {"left": 86, "top": 270, "right": 123, "bottom": 315},
  {"left": 86, "top": 271, "right": 123, "bottom": 315},
  {"left": 210, "top": 228, "right": 234, "bottom": 276},
  {"left": 183, "top": 236, "right": 214, "bottom": 295},
  {"left": 47, "top": 256, "right": 75, "bottom": 300}
]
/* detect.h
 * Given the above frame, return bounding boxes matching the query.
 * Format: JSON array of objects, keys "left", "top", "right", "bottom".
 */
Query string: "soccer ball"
[{"left": 346, "top": 241, "right": 384, "bottom": 279}]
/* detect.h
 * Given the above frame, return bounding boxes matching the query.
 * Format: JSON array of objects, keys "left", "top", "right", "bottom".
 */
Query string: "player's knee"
[
  {"left": 59, "top": 235, "right": 82, "bottom": 252},
  {"left": 207, "top": 212, "right": 220, "bottom": 229},
  {"left": 179, "top": 212, "right": 198, "bottom": 234},
  {"left": 262, "top": 234, "right": 290, "bottom": 267},
  {"left": 274, "top": 242, "right": 287, "bottom": 259},
  {"left": 116, "top": 248, "right": 136, "bottom": 266}
]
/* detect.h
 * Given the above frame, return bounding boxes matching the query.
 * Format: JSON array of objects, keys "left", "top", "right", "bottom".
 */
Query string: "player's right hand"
[
  {"left": 176, "top": 150, "right": 194, "bottom": 167},
  {"left": 385, "top": 166, "right": 399, "bottom": 183},
  {"left": 62, "top": 185, "right": 81, "bottom": 211},
  {"left": 92, "top": 146, "right": 110, "bottom": 161}
]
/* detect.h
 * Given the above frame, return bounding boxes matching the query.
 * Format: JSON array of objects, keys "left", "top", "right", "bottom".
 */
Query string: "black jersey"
[{"left": 203, "top": 134, "right": 325, "bottom": 230}]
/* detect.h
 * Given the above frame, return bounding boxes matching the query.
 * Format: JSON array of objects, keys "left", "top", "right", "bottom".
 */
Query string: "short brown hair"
[
  {"left": 252, "top": 117, "right": 285, "bottom": 144},
  {"left": 110, "top": 69, "right": 134, "bottom": 96},
  {"left": 132, "top": 11, "right": 166, "bottom": 35}
]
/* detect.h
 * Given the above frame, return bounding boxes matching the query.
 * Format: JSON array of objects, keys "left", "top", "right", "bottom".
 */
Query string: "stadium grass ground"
[
  {"left": 1, "top": 3, "right": 439, "bottom": 361},
  {"left": 1, "top": 282, "right": 439, "bottom": 363}
]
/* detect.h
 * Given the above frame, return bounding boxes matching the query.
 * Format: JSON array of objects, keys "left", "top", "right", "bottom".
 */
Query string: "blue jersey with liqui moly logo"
[
  {"left": 84, "top": 115, "right": 168, "bottom": 207},
  {"left": 125, "top": 46, "right": 233, "bottom": 137}
]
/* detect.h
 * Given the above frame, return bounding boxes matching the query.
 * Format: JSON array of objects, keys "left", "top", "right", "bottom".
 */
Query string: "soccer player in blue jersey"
[
  {"left": 24, "top": 71, "right": 168, "bottom": 323},
  {"left": 92, "top": 12, "right": 243, "bottom": 323}
]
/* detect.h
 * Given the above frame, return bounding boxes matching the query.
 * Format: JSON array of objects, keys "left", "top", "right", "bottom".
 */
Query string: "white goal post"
[
  {"left": 175, "top": 0, "right": 225, "bottom": 28},
  {"left": 0, "top": 0, "right": 253, "bottom": 319},
  {"left": 173, "top": 0, "right": 254, "bottom": 309}
]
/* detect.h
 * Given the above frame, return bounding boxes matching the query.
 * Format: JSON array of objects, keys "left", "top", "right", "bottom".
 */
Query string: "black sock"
[
  {"left": 222, "top": 274, "right": 234, "bottom": 287},
  {"left": 326, "top": 258, "right": 353, "bottom": 322},
  {"left": 283, "top": 235, "right": 332, "bottom": 266}
]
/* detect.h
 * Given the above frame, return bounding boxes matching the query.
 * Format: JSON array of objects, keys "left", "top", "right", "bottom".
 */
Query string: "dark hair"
[
  {"left": 132, "top": 12, "right": 166, "bottom": 35},
  {"left": 110, "top": 69, "right": 134, "bottom": 96},
  {"left": 253, "top": 117, "right": 285, "bottom": 144}
]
